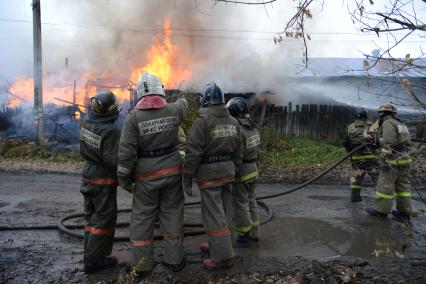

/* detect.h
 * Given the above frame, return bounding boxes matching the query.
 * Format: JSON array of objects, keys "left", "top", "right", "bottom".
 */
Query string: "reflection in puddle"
[{"left": 236, "top": 217, "right": 414, "bottom": 260}]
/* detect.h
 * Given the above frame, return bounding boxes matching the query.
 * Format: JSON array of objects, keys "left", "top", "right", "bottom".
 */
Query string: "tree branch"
[{"left": 215, "top": 0, "right": 278, "bottom": 4}]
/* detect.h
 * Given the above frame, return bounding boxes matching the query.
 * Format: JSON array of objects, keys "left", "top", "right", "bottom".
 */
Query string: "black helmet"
[
  {"left": 357, "top": 108, "right": 368, "bottom": 119},
  {"left": 91, "top": 92, "right": 118, "bottom": 114},
  {"left": 200, "top": 82, "right": 225, "bottom": 108},
  {"left": 226, "top": 97, "right": 249, "bottom": 118}
]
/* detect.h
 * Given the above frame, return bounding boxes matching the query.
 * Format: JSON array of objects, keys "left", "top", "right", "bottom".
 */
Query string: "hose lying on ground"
[
  {"left": 2, "top": 139, "right": 425, "bottom": 241},
  {"left": 57, "top": 144, "right": 368, "bottom": 240},
  {"left": 56, "top": 200, "right": 273, "bottom": 241},
  {"left": 1, "top": 144, "right": 367, "bottom": 239}
]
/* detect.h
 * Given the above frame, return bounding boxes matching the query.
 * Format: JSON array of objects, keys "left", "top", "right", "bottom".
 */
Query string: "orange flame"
[
  {"left": 129, "top": 20, "right": 191, "bottom": 88},
  {"left": 4, "top": 20, "right": 191, "bottom": 110}
]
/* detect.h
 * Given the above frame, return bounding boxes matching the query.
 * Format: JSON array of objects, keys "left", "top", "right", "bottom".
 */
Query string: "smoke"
[
  {"left": 3, "top": 0, "right": 423, "bottom": 118},
  {"left": 31, "top": 0, "right": 302, "bottom": 92}
]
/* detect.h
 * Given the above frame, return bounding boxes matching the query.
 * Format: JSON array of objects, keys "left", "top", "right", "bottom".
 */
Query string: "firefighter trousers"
[
  {"left": 375, "top": 165, "right": 411, "bottom": 214},
  {"left": 200, "top": 184, "right": 235, "bottom": 262},
  {"left": 81, "top": 183, "right": 117, "bottom": 261},
  {"left": 350, "top": 160, "right": 379, "bottom": 193},
  {"left": 232, "top": 181, "right": 260, "bottom": 239},
  {"left": 129, "top": 174, "right": 184, "bottom": 272}
]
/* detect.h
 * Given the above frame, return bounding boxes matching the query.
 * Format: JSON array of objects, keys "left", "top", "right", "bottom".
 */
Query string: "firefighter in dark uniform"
[
  {"left": 343, "top": 108, "right": 379, "bottom": 202},
  {"left": 117, "top": 72, "right": 188, "bottom": 279},
  {"left": 183, "top": 82, "right": 242, "bottom": 270},
  {"left": 79, "top": 92, "right": 120, "bottom": 273},
  {"left": 226, "top": 97, "right": 261, "bottom": 247}
]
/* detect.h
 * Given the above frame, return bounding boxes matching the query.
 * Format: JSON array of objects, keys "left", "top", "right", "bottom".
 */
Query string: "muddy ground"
[
  {"left": 1, "top": 153, "right": 425, "bottom": 186},
  {"left": 1, "top": 173, "right": 426, "bottom": 283}
]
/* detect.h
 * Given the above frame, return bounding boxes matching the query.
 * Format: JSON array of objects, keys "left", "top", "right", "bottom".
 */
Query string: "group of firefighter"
[
  {"left": 79, "top": 72, "right": 261, "bottom": 277},
  {"left": 79, "top": 71, "right": 413, "bottom": 278},
  {"left": 343, "top": 104, "right": 412, "bottom": 221}
]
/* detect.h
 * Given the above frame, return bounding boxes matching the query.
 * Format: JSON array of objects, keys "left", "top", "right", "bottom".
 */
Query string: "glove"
[
  {"left": 121, "top": 183, "right": 135, "bottom": 194},
  {"left": 183, "top": 177, "right": 193, "bottom": 197},
  {"left": 363, "top": 132, "right": 374, "bottom": 143},
  {"left": 380, "top": 147, "right": 392, "bottom": 159},
  {"left": 118, "top": 177, "right": 135, "bottom": 193},
  {"left": 179, "top": 150, "right": 186, "bottom": 161}
]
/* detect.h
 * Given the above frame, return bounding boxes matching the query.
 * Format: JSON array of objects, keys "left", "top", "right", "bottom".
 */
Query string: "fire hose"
[
  {"left": 1, "top": 144, "right": 368, "bottom": 239},
  {"left": 2, "top": 141, "right": 425, "bottom": 239}
]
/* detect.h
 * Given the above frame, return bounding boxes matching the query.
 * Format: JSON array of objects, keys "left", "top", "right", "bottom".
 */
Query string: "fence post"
[
  {"left": 294, "top": 105, "right": 300, "bottom": 136},
  {"left": 287, "top": 102, "right": 292, "bottom": 136}
]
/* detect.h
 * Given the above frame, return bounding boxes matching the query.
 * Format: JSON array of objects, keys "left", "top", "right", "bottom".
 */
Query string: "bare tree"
[
  {"left": 348, "top": 0, "right": 426, "bottom": 110},
  {"left": 215, "top": 0, "right": 426, "bottom": 110}
]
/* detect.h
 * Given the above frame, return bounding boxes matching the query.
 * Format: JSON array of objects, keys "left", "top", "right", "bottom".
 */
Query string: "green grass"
[
  {"left": 260, "top": 128, "right": 346, "bottom": 167},
  {"left": 1, "top": 104, "right": 348, "bottom": 168},
  {"left": 0, "top": 140, "right": 82, "bottom": 162}
]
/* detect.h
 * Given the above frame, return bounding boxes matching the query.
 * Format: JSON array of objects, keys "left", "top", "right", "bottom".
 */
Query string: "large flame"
[
  {"left": 130, "top": 20, "right": 191, "bottom": 88},
  {"left": 4, "top": 20, "right": 191, "bottom": 111}
]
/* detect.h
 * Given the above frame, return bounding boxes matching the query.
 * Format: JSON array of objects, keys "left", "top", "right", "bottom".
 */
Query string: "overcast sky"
[{"left": 0, "top": 0, "right": 424, "bottom": 80}]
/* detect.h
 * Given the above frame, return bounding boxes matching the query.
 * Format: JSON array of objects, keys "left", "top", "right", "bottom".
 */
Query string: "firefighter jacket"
[
  {"left": 366, "top": 120, "right": 380, "bottom": 143},
  {"left": 379, "top": 114, "right": 412, "bottom": 166},
  {"left": 343, "top": 119, "right": 378, "bottom": 161},
  {"left": 236, "top": 117, "right": 261, "bottom": 183},
  {"left": 117, "top": 99, "right": 187, "bottom": 187},
  {"left": 183, "top": 105, "right": 242, "bottom": 189},
  {"left": 80, "top": 110, "right": 120, "bottom": 181},
  {"left": 177, "top": 126, "right": 186, "bottom": 156}
]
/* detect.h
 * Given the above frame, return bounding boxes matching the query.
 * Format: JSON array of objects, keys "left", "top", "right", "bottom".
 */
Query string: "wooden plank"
[
  {"left": 287, "top": 102, "right": 293, "bottom": 136},
  {"left": 295, "top": 104, "right": 300, "bottom": 136},
  {"left": 310, "top": 104, "right": 315, "bottom": 139},
  {"left": 315, "top": 104, "right": 320, "bottom": 139}
]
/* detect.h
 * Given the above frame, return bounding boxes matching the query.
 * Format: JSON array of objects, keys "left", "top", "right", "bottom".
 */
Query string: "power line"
[
  {"left": 1, "top": 36, "right": 424, "bottom": 44},
  {"left": 0, "top": 17, "right": 420, "bottom": 37}
]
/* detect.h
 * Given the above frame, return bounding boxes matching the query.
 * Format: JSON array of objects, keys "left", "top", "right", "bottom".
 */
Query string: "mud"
[{"left": 1, "top": 173, "right": 426, "bottom": 283}]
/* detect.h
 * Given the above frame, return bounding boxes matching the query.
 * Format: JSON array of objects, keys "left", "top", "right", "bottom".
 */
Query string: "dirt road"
[{"left": 1, "top": 173, "right": 426, "bottom": 283}]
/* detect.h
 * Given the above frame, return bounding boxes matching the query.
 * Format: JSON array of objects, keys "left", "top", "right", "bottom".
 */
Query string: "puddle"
[
  {"left": 112, "top": 216, "right": 420, "bottom": 262},
  {"left": 235, "top": 217, "right": 415, "bottom": 260},
  {"left": 0, "top": 195, "right": 31, "bottom": 211},
  {"left": 171, "top": 216, "right": 418, "bottom": 261}
]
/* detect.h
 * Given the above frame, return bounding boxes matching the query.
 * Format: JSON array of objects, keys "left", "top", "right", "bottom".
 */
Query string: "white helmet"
[{"left": 136, "top": 71, "right": 165, "bottom": 100}]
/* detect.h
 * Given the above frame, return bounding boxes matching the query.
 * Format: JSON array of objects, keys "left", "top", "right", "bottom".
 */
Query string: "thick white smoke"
[{"left": 22, "top": 0, "right": 303, "bottom": 93}]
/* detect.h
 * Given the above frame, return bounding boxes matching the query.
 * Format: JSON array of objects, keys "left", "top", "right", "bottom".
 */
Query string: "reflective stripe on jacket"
[
  {"left": 236, "top": 118, "right": 260, "bottom": 183},
  {"left": 117, "top": 99, "right": 187, "bottom": 183},
  {"left": 183, "top": 105, "right": 242, "bottom": 188}
]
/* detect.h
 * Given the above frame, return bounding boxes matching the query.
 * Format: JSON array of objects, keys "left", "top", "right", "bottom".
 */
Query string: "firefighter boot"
[
  {"left": 162, "top": 257, "right": 186, "bottom": 272},
  {"left": 234, "top": 232, "right": 250, "bottom": 248},
  {"left": 392, "top": 210, "right": 411, "bottom": 223},
  {"left": 84, "top": 256, "right": 117, "bottom": 273},
  {"left": 351, "top": 190, "right": 362, "bottom": 202},
  {"left": 366, "top": 208, "right": 388, "bottom": 218},
  {"left": 202, "top": 258, "right": 234, "bottom": 270}
]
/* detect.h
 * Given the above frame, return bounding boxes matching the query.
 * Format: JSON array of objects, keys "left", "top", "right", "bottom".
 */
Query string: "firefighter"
[
  {"left": 225, "top": 97, "right": 261, "bottom": 247},
  {"left": 343, "top": 108, "right": 379, "bottom": 202},
  {"left": 183, "top": 82, "right": 242, "bottom": 270},
  {"left": 117, "top": 72, "right": 187, "bottom": 278},
  {"left": 366, "top": 103, "right": 412, "bottom": 222},
  {"left": 79, "top": 92, "right": 120, "bottom": 273}
]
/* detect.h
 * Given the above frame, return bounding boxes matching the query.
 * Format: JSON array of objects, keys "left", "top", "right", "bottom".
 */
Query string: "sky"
[{"left": 0, "top": 0, "right": 424, "bottom": 81}]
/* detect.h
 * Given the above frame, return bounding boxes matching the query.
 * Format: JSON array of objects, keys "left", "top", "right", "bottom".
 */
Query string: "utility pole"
[
  {"left": 73, "top": 80, "right": 76, "bottom": 105},
  {"left": 32, "top": 0, "right": 44, "bottom": 144}
]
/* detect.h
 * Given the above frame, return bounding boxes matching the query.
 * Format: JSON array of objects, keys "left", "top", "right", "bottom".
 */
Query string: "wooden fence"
[
  {"left": 256, "top": 102, "right": 426, "bottom": 140},
  {"left": 255, "top": 103, "right": 360, "bottom": 140}
]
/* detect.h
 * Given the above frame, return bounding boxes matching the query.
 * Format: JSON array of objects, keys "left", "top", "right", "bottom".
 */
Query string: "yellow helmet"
[{"left": 378, "top": 103, "right": 397, "bottom": 114}]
